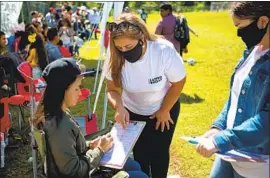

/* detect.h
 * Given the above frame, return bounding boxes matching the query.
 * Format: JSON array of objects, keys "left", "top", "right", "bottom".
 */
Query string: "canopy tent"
[
  {"left": 0, "top": 2, "right": 23, "bottom": 37},
  {"left": 0, "top": 1, "right": 125, "bottom": 177}
]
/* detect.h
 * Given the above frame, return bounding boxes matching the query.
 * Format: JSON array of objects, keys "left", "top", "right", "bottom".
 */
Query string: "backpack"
[{"left": 174, "top": 16, "right": 190, "bottom": 48}]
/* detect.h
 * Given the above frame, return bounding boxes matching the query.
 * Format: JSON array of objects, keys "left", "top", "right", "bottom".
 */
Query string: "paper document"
[
  {"left": 100, "top": 121, "right": 146, "bottom": 169},
  {"left": 216, "top": 150, "right": 269, "bottom": 163},
  {"left": 181, "top": 136, "right": 269, "bottom": 163}
]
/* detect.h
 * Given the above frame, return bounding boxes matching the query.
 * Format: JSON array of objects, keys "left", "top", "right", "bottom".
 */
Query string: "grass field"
[{"left": 1, "top": 11, "right": 245, "bottom": 178}]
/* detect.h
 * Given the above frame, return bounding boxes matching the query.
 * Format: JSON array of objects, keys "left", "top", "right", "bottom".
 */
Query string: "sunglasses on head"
[{"left": 109, "top": 21, "right": 141, "bottom": 32}]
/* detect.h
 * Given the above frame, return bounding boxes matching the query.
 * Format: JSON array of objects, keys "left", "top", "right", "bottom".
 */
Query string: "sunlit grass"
[
  {"left": 5, "top": 11, "right": 245, "bottom": 178},
  {"left": 79, "top": 11, "right": 245, "bottom": 178}
]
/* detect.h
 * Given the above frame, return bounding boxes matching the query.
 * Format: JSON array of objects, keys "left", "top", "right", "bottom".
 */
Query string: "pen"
[
  {"left": 180, "top": 136, "right": 199, "bottom": 145},
  {"left": 188, "top": 138, "right": 199, "bottom": 145}
]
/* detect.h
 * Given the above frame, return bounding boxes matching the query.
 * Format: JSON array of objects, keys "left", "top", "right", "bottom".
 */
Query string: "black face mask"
[
  {"left": 118, "top": 40, "right": 143, "bottom": 63},
  {"left": 237, "top": 19, "right": 268, "bottom": 49}
]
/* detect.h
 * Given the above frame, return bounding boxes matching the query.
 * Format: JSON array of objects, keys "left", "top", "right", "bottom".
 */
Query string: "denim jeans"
[
  {"left": 210, "top": 157, "right": 245, "bottom": 178},
  {"left": 124, "top": 158, "right": 149, "bottom": 178}
]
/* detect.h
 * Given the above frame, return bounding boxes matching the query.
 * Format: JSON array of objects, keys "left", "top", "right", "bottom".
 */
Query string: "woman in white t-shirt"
[
  {"left": 105, "top": 14, "right": 186, "bottom": 178},
  {"left": 196, "top": 2, "right": 269, "bottom": 178}
]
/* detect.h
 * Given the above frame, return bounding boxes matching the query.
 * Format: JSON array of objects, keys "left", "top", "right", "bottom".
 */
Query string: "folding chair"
[{"left": 33, "top": 127, "right": 47, "bottom": 177}]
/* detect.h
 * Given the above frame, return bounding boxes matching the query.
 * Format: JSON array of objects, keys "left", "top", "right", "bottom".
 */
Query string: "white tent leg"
[
  {"left": 29, "top": 80, "right": 37, "bottom": 178},
  {"left": 101, "top": 90, "right": 108, "bottom": 129},
  {"left": 92, "top": 59, "right": 102, "bottom": 94}
]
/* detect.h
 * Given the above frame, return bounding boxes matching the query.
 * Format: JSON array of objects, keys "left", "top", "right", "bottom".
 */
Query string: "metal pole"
[
  {"left": 101, "top": 88, "right": 108, "bottom": 129},
  {"left": 92, "top": 58, "right": 101, "bottom": 94},
  {"left": 29, "top": 79, "right": 37, "bottom": 178}
]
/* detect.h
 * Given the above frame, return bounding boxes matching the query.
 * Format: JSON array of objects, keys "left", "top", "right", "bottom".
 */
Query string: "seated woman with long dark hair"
[
  {"left": 19, "top": 31, "right": 48, "bottom": 79},
  {"left": 32, "top": 58, "right": 148, "bottom": 178}
]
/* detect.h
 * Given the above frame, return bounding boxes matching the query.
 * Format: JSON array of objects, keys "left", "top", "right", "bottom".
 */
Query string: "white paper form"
[{"left": 100, "top": 121, "right": 146, "bottom": 169}]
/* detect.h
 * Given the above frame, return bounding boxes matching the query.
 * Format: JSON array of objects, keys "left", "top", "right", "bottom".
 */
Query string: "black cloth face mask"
[
  {"left": 118, "top": 40, "right": 143, "bottom": 63},
  {"left": 237, "top": 19, "right": 268, "bottom": 49}
]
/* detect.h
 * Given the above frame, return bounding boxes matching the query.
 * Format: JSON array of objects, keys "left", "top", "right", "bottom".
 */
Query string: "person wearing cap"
[
  {"left": 33, "top": 58, "right": 149, "bottom": 178},
  {"left": 105, "top": 13, "right": 186, "bottom": 178},
  {"left": 45, "top": 7, "right": 56, "bottom": 28}
]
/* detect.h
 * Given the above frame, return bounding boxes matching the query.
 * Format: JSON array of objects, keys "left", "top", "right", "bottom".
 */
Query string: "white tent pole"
[
  {"left": 92, "top": 2, "right": 111, "bottom": 94},
  {"left": 101, "top": 87, "right": 108, "bottom": 129},
  {"left": 92, "top": 59, "right": 101, "bottom": 94},
  {"left": 29, "top": 80, "right": 37, "bottom": 178},
  {"left": 101, "top": 1, "right": 125, "bottom": 128},
  {"left": 93, "top": 2, "right": 124, "bottom": 128},
  {"left": 92, "top": 2, "right": 113, "bottom": 108}
]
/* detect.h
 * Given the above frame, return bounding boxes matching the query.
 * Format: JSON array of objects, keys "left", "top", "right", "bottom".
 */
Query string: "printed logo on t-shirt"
[{"left": 148, "top": 76, "right": 162, "bottom": 84}]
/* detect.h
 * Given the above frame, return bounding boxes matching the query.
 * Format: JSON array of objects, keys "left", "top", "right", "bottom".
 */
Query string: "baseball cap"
[
  {"left": 42, "top": 58, "right": 93, "bottom": 88},
  {"left": 49, "top": 7, "right": 54, "bottom": 12}
]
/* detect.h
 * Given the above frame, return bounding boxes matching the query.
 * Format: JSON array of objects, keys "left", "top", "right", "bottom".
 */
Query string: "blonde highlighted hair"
[{"left": 109, "top": 13, "right": 160, "bottom": 87}]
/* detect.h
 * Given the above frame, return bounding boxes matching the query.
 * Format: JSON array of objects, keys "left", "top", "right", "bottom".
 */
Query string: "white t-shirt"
[
  {"left": 88, "top": 11, "right": 100, "bottom": 24},
  {"left": 226, "top": 46, "right": 269, "bottom": 178},
  {"left": 105, "top": 39, "right": 186, "bottom": 115}
]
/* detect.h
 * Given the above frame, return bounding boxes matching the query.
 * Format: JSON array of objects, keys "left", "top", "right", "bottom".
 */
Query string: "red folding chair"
[
  {"left": 17, "top": 62, "right": 43, "bottom": 103},
  {"left": 16, "top": 62, "right": 98, "bottom": 136},
  {"left": 74, "top": 88, "right": 98, "bottom": 136}
]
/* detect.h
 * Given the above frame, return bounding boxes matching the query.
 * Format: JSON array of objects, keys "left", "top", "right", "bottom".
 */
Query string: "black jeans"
[{"left": 127, "top": 100, "right": 180, "bottom": 178}]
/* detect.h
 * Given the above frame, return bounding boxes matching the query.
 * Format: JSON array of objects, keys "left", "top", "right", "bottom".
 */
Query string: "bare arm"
[
  {"left": 155, "top": 21, "right": 163, "bottom": 35},
  {"left": 106, "top": 79, "right": 123, "bottom": 110},
  {"left": 160, "top": 77, "right": 186, "bottom": 113},
  {"left": 107, "top": 79, "right": 129, "bottom": 129},
  {"left": 189, "top": 27, "right": 198, "bottom": 37}
]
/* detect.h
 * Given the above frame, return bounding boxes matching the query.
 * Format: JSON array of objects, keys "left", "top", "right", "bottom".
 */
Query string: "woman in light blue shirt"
[{"left": 196, "top": 2, "right": 269, "bottom": 178}]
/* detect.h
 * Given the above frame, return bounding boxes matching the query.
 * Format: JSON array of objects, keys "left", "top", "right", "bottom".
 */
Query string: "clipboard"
[{"left": 100, "top": 121, "right": 146, "bottom": 169}]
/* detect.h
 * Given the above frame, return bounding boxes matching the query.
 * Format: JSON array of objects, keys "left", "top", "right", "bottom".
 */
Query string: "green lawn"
[
  {"left": 77, "top": 11, "right": 245, "bottom": 178},
  {"left": 2, "top": 11, "right": 245, "bottom": 178}
]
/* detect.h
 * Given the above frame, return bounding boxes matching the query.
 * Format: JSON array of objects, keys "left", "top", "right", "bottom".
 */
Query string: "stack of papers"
[
  {"left": 100, "top": 121, "right": 146, "bottom": 169},
  {"left": 180, "top": 136, "right": 269, "bottom": 163}
]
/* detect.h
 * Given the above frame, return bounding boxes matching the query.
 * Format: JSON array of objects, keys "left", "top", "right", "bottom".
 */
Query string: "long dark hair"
[
  {"left": 19, "top": 32, "right": 48, "bottom": 71},
  {"left": 33, "top": 78, "right": 75, "bottom": 128},
  {"left": 231, "top": 2, "right": 270, "bottom": 19}
]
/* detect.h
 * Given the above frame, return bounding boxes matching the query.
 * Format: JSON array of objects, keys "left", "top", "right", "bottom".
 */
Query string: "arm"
[
  {"left": 214, "top": 79, "right": 270, "bottom": 153},
  {"left": 104, "top": 47, "right": 129, "bottom": 129},
  {"left": 160, "top": 78, "right": 186, "bottom": 113},
  {"left": 107, "top": 79, "right": 129, "bottom": 129},
  {"left": 58, "top": 27, "right": 64, "bottom": 36},
  {"left": 14, "top": 41, "right": 19, "bottom": 53},
  {"left": 188, "top": 27, "right": 198, "bottom": 37},
  {"left": 162, "top": 49, "right": 186, "bottom": 112},
  {"left": 49, "top": 125, "right": 103, "bottom": 177},
  {"left": 107, "top": 79, "right": 123, "bottom": 110},
  {"left": 53, "top": 47, "right": 63, "bottom": 60},
  {"left": 213, "top": 107, "right": 269, "bottom": 153},
  {"left": 155, "top": 21, "right": 163, "bottom": 35},
  {"left": 152, "top": 48, "right": 186, "bottom": 131},
  {"left": 212, "top": 100, "right": 229, "bottom": 130}
]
